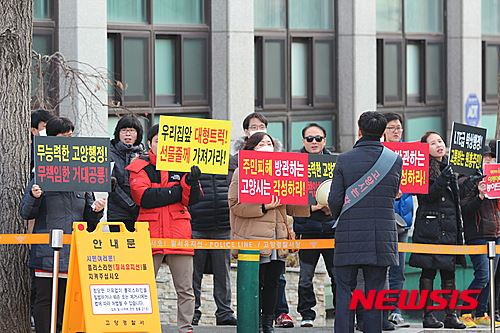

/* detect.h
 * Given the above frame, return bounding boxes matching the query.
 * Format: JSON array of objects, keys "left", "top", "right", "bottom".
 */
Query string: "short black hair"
[
  {"left": 147, "top": 124, "right": 159, "bottom": 142},
  {"left": 31, "top": 109, "right": 55, "bottom": 129},
  {"left": 302, "top": 123, "right": 326, "bottom": 138},
  {"left": 358, "top": 111, "right": 387, "bottom": 138},
  {"left": 243, "top": 132, "right": 275, "bottom": 151},
  {"left": 113, "top": 114, "right": 144, "bottom": 146},
  {"left": 242, "top": 112, "right": 268, "bottom": 130},
  {"left": 383, "top": 112, "right": 403, "bottom": 125},
  {"left": 46, "top": 117, "right": 75, "bottom": 136}
]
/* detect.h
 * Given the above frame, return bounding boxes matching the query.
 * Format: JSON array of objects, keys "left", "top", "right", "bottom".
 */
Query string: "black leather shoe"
[
  {"left": 216, "top": 316, "right": 237, "bottom": 326},
  {"left": 382, "top": 319, "right": 396, "bottom": 331},
  {"left": 443, "top": 314, "right": 466, "bottom": 329},
  {"left": 423, "top": 313, "right": 444, "bottom": 328},
  {"left": 192, "top": 311, "right": 201, "bottom": 326}
]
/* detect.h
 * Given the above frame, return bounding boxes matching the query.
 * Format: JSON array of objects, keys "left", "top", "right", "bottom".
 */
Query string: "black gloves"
[
  {"left": 185, "top": 165, "right": 201, "bottom": 186},
  {"left": 469, "top": 169, "right": 485, "bottom": 185},
  {"left": 440, "top": 164, "right": 454, "bottom": 180}
]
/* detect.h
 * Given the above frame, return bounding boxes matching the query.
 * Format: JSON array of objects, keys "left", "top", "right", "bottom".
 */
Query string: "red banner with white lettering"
[
  {"left": 484, "top": 163, "right": 500, "bottom": 199},
  {"left": 383, "top": 142, "right": 429, "bottom": 194},
  {"left": 238, "top": 150, "right": 309, "bottom": 205}
]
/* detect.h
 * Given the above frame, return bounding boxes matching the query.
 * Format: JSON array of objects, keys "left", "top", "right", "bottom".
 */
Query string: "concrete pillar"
[
  {"left": 58, "top": 0, "right": 108, "bottom": 137},
  {"left": 446, "top": 0, "right": 482, "bottom": 133},
  {"left": 211, "top": 0, "right": 254, "bottom": 139},
  {"left": 337, "top": 0, "right": 377, "bottom": 152}
]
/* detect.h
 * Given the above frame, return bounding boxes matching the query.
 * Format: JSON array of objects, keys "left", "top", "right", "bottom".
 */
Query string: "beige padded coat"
[{"left": 228, "top": 169, "right": 310, "bottom": 258}]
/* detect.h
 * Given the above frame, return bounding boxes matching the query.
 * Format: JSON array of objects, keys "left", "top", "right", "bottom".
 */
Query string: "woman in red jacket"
[{"left": 127, "top": 124, "right": 202, "bottom": 333}]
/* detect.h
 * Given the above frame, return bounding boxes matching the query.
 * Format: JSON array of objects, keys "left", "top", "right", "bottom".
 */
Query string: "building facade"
[{"left": 32, "top": 0, "right": 500, "bottom": 151}]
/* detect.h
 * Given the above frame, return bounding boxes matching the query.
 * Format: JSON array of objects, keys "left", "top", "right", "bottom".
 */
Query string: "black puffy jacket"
[
  {"left": 189, "top": 174, "right": 230, "bottom": 232},
  {"left": 294, "top": 147, "right": 335, "bottom": 239},
  {"left": 409, "top": 157, "right": 466, "bottom": 271},
  {"left": 107, "top": 139, "right": 144, "bottom": 229},
  {"left": 459, "top": 175, "right": 500, "bottom": 243}
]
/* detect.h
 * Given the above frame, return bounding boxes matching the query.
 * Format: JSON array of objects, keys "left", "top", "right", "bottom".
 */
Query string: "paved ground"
[{"left": 161, "top": 323, "right": 495, "bottom": 332}]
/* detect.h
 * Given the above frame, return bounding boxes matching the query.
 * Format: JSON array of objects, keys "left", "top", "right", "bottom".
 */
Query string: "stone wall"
[{"left": 156, "top": 261, "right": 330, "bottom": 327}]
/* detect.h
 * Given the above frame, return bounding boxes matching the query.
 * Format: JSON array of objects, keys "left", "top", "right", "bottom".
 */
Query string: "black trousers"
[
  {"left": 334, "top": 265, "right": 387, "bottom": 333},
  {"left": 259, "top": 260, "right": 285, "bottom": 315},
  {"left": 33, "top": 276, "right": 67, "bottom": 333}
]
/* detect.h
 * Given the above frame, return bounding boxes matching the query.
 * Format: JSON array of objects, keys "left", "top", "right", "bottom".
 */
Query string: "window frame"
[
  {"left": 482, "top": 40, "right": 500, "bottom": 104},
  {"left": 32, "top": 0, "right": 58, "bottom": 111},
  {"left": 376, "top": 0, "right": 447, "bottom": 129},
  {"left": 254, "top": 0, "right": 338, "bottom": 151},
  {"left": 107, "top": 0, "right": 211, "bottom": 118}
]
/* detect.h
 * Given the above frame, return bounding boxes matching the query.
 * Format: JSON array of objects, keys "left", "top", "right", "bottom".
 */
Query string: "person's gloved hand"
[
  {"left": 440, "top": 164, "right": 454, "bottom": 179},
  {"left": 185, "top": 165, "right": 201, "bottom": 186}
]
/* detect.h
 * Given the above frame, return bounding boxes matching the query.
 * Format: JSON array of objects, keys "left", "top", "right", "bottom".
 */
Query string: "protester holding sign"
[
  {"left": 20, "top": 117, "right": 106, "bottom": 333},
  {"left": 127, "top": 124, "right": 202, "bottom": 333},
  {"left": 458, "top": 141, "right": 500, "bottom": 328},
  {"left": 409, "top": 131, "right": 466, "bottom": 329},
  {"left": 106, "top": 114, "right": 144, "bottom": 232},
  {"left": 228, "top": 112, "right": 292, "bottom": 329},
  {"left": 328, "top": 111, "right": 402, "bottom": 333},
  {"left": 293, "top": 123, "right": 336, "bottom": 328},
  {"left": 228, "top": 132, "right": 309, "bottom": 333}
]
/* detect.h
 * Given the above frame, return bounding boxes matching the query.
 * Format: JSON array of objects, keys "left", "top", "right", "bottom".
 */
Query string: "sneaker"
[
  {"left": 275, "top": 313, "right": 294, "bottom": 328},
  {"left": 388, "top": 312, "right": 404, "bottom": 325},
  {"left": 474, "top": 313, "right": 500, "bottom": 327},
  {"left": 300, "top": 319, "right": 314, "bottom": 327},
  {"left": 459, "top": 314, "right": 477, "bottom": 328}
]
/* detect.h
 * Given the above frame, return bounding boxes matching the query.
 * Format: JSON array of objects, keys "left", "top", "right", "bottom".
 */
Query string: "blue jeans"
[
  {"left": 388, "top": 230, "right": 408, "bottom": 314},
  {"left": 466, "top": 238, "right": 500, "bottom": 317},
  {"left": 274, "top": 273, "right": 289, "bottom": 317}
]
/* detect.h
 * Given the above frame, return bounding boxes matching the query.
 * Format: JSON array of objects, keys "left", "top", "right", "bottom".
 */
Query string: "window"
[
  {"left": 107, "top": 0, "right": 147, "bottom": 24},
  {"left": 107, "top": 0, "right": 210, "bottom": 117},
  {"left": 482, "top": 0, "right": 500, "bottom": 123},
  {"left": 153, "top": 0, "right": 205, "bottom": 25},
  {"left": 377, "top": 0, "right": 446, "bottom": 140},
  {"left": 32, "top": 0, "right": 56, "bottom": 109},
  {"left": 254, "top": 0, "right": 336, "bottom": 151}
]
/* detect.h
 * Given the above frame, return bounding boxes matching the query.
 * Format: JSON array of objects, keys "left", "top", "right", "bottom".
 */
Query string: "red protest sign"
[
  {"left": 383, "top": 142, "right": 429, "bottom": 194},
  {"left": 484, "top": 163, "right": 500, "bottom": 199},
  {"left": 238, "top": 150, "right": 309, "bottom": 205}
]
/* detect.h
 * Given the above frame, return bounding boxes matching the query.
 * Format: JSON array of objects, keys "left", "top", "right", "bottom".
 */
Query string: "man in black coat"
[
  {"left": 294, "top": 123, "right": 336, "bottom": 328},
  {"left": 328, "top": 111, "right": 402, "bottom": 333},
  {"left": 189, "top": 174, "right": 237, "bottom": 326}
]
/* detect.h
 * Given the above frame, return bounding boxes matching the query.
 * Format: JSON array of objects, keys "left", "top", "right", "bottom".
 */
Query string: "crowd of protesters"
[{"left": 22, "top": 109, "right": 500, "bottom": 333}]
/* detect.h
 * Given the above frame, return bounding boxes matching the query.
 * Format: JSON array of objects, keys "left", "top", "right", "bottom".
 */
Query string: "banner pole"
[
  {"left": 49, "top": 229, "right": 64, "bottom": 333},
  {"left": 237, "top": 249, "right": 260, "bottom": 333},
  {"left": 488, "top": 241, "right": 496, "bottom": 333}
]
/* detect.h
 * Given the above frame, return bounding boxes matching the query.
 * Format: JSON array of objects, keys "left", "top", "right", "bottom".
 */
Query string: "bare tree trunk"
[{"left": 0, "top": 1, "right": 33, "bottom": 332}]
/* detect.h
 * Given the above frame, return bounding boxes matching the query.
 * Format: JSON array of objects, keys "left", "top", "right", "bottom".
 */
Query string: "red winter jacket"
[{"left": 126, "top": 152, "right": 201, "bottom": 255}]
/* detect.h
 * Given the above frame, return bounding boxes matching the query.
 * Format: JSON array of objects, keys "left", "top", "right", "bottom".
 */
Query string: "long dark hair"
[
  {"left": 421, "top": 131, "right": 447, "bottom": 179},
  {"left": 242, "top": 132, "right": 275, "bottom": 151}
]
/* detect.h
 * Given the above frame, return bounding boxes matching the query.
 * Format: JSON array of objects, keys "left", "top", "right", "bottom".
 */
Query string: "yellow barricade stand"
[{"left": 61, "top": 222, "right": 161, "bottom": 333}]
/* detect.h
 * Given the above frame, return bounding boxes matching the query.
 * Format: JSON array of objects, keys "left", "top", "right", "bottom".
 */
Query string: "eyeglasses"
[
  {"left": 248, "top": 125, "right": 267, "bottom": 131},
  {"left": 304, "top": 136, "right": 325, "bottom": 143},
  {"left": 386, "top": 126, "right": 403, "bottom": 132},
  {"left": 120, "top": 128, "right": 137, "bottom": 134}
]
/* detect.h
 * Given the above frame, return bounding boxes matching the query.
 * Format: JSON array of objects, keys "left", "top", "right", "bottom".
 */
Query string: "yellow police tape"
[{"left": 0, "top": 233, "right": 493, "bottom": 255}]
